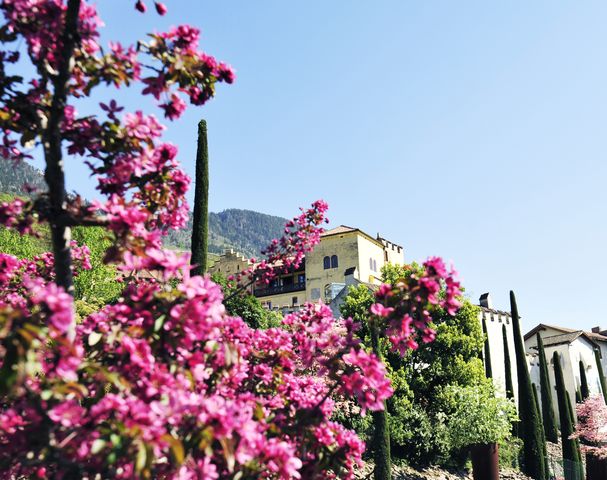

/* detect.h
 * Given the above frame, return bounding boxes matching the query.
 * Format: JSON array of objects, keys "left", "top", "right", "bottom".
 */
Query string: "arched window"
[
  {"left": 369, "top": 258, "right": 373, "bottom": 270},
  {"left": 331, "top": 255, "right": 338, "bottom": 268},
  {"left": 323, "top": 256, "right": 331, "bottom": 269},
  {"left": 373, "top": 259, "right": 377, "bottom": 272}
]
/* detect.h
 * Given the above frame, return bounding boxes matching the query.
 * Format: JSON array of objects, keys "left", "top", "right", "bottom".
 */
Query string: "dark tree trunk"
[
  {"left": 586, "top": 453, "right": 607, "bottom": 480},
  {"left": 43, "top": 0, "right": 82, "bottom": 294},
  {"left": 190, "top": 119, "right": 209, "bottom": 276},
  {"left": 470, "top": 443, "right": 499, "bottom": 480},
  {"left": 370, "top": 321, "right": 391, "bottom": 480}
]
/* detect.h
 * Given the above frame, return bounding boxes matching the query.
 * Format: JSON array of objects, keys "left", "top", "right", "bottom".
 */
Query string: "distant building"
[
  {"left": 524, "top": 324, "right": 606, "bottom": 424},
  {"left": 207, "top": 225, "right": 403, "bottom": 314},
  {"left": 478, "top": 293, "right": 520, "bottom": 405}
]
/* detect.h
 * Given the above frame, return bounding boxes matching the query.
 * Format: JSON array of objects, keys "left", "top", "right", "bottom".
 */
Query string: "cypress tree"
[
  {"left": 190, "top": 120, "right": 209, "bottom": 277},
  {"left": 532, "top": 383, "right": 548, "bottom": 462},
  {"left": 537, "top": 333, "right": 558, "bottom": 443},
  {"left": 553, "top": 351, "right": 583, "bottom": 480},
  {"left": 482, "top": 317, "right": 493, "bottom": 378},
  {"left": 370, "top": 322, "right": 391, "bottom": 480},
  {"left": 575, "top": 389, "right": 582, "bottom": 404},
  {"left": 579, "top": 360, "right": 589, "bottom": 401},
  {"left": 510, "top": 291, "right": 547, "bottom": 479},
  {"left": 594, "top": 348, "right": 607, "bottom": 404},
  {"left": 503, "top": 325, "right": 514, "bottom": 399}
]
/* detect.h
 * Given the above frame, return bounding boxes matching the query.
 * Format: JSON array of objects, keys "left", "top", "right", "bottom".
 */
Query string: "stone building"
[
  {"left": 207, "top": 225, "right": 403, "bottom": 313},
  {"left": 524, "top": 324, "right": 606, "bottom": 424}
]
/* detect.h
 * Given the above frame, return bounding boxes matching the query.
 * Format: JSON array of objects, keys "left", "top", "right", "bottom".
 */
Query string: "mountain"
[
  {"left": 165, "top": 209, "right": 288, "bottom": 258},
  {"left": 0, "top": 159, "right": 286, "bottom": 258},
  {"left": 0, "top": 158, "right": 46, "bottom": 195}
]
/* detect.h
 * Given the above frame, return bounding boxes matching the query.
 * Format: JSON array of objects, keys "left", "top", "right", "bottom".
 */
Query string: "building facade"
[
  {"left": 524, "top": 324, "right": 605, "bottom": 424},
  {"left": 208, "top": 225, "right": 403, "bottom": 313}
]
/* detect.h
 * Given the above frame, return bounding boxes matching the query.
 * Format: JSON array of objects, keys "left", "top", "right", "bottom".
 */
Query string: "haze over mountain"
[{"left": 0, "top": 160, "right": 285, "bottom": 257}]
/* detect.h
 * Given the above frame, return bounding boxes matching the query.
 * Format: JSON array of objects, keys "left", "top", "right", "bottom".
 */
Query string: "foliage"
[
  {"left": 537, "top": 333, "right": 558, "bottom": 443},
  {"left": 340, "top": 264, "right": 483, "bottom": 468},
  {"left": 72, "top": 226, "right": 122, "bottom": 306},
  {"left": 446, "top": 384, "right": 517, "bottom": 449},
  {"left": 594, "top": 349, "right": 607, "bottom": 405},
  {"left": 0, "top": 2, "right": 466, "bottom": 477},
  {"left": 211, "top": 272, "right": 280, "bottom": 329},
  {"left": 190, "top": 119, "right": 209, "bottom": 276},
  {"left": 553, "top": 351, "right": 584, "bottom": 480},
  {"left": 0, "top": 158, "right": 46, "bottom": 195},
  {"left": 510, "top": 291, "right": 548, "bottom": 479},
  {"left": 572, "top": 395, "right": 607, "bottom": 460},
  {"left": 579, "top": 360, "right": 590, "bottom": 401}
]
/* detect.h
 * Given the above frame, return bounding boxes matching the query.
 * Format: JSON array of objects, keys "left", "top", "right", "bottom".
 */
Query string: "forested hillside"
[{"left": 0, "top": 159, "right": 285, "bottom": 257}]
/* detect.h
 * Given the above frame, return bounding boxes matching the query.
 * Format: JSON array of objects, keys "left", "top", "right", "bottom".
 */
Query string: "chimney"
[
  {"left": 479, "top": 293, "right": 493, "bottom": 309},
  {"left": 592, "top": 326, "right": 601, "bottom": 334}
]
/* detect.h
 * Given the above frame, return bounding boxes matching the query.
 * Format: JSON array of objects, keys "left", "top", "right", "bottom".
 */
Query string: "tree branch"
[{"left": 42, "top": 0, "right": 82, "bottom": 294}]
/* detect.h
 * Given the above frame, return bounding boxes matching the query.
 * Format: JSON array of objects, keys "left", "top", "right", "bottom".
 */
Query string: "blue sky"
[{"left": 30, "top": 1, "right": 607, "bottom": 332}]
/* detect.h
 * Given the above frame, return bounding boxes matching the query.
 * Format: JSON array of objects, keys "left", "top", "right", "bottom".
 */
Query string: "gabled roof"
[
  {"left": 524, "top": 323, "right": 607, "bottom": 343},
  {"left": 537, "top": 331, "right": 600, "bottom": 349},
  {"left": 321, "top": 225, "right": 357, "bottom": 236}
]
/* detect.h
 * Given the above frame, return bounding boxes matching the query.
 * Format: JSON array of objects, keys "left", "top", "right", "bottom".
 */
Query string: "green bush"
[{"left": 446, "top": 384, "right": 517, "bottom": 450}]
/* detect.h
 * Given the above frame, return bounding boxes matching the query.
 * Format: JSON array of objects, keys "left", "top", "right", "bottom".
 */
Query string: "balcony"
[{"left": 254, "top": 281, "right": 306, "bottom": 298}]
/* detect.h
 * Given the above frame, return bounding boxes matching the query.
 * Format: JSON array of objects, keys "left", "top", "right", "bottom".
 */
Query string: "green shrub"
[{"left": 446, "top": 384, "right": 517, "bottom": 449}]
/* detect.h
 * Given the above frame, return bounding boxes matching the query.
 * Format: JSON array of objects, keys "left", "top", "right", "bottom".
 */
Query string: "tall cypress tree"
[
  {"left": 553, "top": 351, "right": 583, "bottom": 480},
  {"left": 510, "top": 291, "right": 547, "bottom": 479},
  {"left": 537, "top": 333, "right": 558, "bottom": 443},
  {"left": 482, "top": 317, "right": 493, "bottom": 378},
  {"left": 503, "top": 325, "right": 514, "bottom": 399},
  {"left": 579, "top": 360, "right": 589, "bottom": 401},
  {"left": 532, "top": 384, "right": 548, "bottom": 462},
  {"left": 370, "top": 322, "right": 391, "bottom": 480},
  {"left": 190, "top": 120, "right": 209, "bottom": 277},
  {"left": 594, "top": 349, "right": 607, "bottom": 404}
]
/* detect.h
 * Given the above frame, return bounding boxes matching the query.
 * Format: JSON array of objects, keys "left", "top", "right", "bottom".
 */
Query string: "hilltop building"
[{"left": 207, "top": 225, "right": 404, "bottom": 313}]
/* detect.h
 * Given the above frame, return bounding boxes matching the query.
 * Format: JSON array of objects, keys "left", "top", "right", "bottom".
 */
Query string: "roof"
[
  {"left": 321, "top": 225, "right": 357, "bottom": 237},
  {"left": 536, "top": 331, "right": 600, "bottom": 349},
  {"left": 524, "top": 323, "right": 607, "bottom": 343}
]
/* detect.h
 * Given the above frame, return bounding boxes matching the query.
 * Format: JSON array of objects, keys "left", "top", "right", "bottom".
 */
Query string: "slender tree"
[
  {"left": 190, "top": 119, "right": 210, "bottom": 276},
  {"left": 510, "top": 291, "right": 547, "bottom": 479},
  {"left": 553, "top": 351, "right": 583, "bottom": 480},
  {"left": 537, "top": 333, "right": 558, "bottom": 443},
  {"left": 575, "top": 389, "right": 582, "bottom": 404},
  {"left": 579, "top": 360, "right": 590, "bottom": 401},
  {"left": 503, "top": 324, "right": 514, "bottom": 399},
  {"left": 370, "top": 321, "right": 391, "bottom": 480},
  {"left": 482, "top": 317, "right": 493, "bottom": 378},
  {"left": 594, "top": 349, "right": 607, "bottom": 404},
  {"left": 532, "top": 383, "right": 548, "bottom": 462}
]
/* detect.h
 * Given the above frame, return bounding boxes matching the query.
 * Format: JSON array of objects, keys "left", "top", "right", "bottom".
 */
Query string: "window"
[
  {"left": 323, "top": 256, "right": 331, "bottom": 269},
  {"left": 298, "top": 273, "right": 305, "bottom": 284},
  {"left": 384, "top": 251, "right": 388, "bottom": 262},
  {"left": 373, "top": 259, "right": 377, "bottom": 272},
  {"left": 331, "top": 255, "right": 338, "bottom": 268},
  {"left": 370, "top": 258, "right": 377, "bottom": 272},
  {"left": 292, "top": 296, "right": 298, "bottom": 306}
]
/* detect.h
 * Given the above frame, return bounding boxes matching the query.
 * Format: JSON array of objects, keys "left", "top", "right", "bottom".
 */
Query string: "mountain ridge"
[{"left": 0, "top": 159, "right": 286, "bottom": 257}]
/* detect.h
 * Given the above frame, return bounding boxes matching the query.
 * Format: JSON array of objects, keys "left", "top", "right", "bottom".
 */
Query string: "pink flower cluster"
[
  {"left": 573, "top": 396, "right": 607, "bottom": 459},
  {"left": 371, "top": 257, "right": 462, "bottom": 354}
]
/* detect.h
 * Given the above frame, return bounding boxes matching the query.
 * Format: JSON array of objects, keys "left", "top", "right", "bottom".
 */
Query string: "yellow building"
[{"left": 207, "top": 225, "right": 403, "bottom": 312}]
